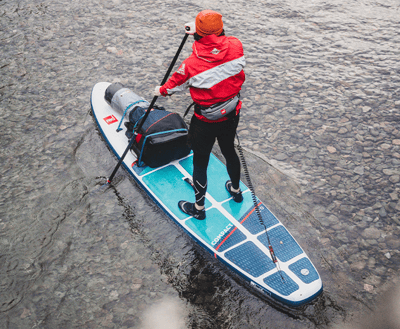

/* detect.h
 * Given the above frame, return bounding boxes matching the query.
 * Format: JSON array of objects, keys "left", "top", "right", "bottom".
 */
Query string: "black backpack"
[
  {"left": 105, "top": 82, "right": 191, "bottom": 168},
  {"left": 127, "top": 106, "right": 191, "bottom": 168}
]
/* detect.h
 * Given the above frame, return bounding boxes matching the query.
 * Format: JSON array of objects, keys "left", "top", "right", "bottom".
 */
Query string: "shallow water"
[{"left": 1, "top": 0, "right": 399, "bottom": 328}]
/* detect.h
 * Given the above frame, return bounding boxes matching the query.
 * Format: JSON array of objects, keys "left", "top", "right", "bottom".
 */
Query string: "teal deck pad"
[
  {"left": 185, "top": 208, "right": 236, "bottom": 248},
  {"left": 239, "top": 202, "right": 280, "bottom": 235},
  {"left": 133, "top": 153, "right": 193, "bottom": 176},
  {"left": 222, "top": 193, "right": 255, "bottom": 221},
  {"left": 132, "top": 162, "right": 156, "bottom": 176},
  {"left": 258, "top": 226, "right": 303, "bottom": 262},
  {"left": 142, "top": 165, "right": 211, "bottom": 219},
  {"left": 264, "top": 271, "right": 299, "bottom": 296},
  {"left": 289, "top": 258, "right": 319, "bottom": 284},
  {"left": 225, "top": 241, "right": 275, "bottom": 277},
  {"left": 180, "top": 154, "right": 247, "bottom": 203}
]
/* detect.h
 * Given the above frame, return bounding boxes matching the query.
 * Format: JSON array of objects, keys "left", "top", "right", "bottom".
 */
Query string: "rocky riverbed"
[{"left": 0, "top": 0, "right": 399, "bottom": 328}]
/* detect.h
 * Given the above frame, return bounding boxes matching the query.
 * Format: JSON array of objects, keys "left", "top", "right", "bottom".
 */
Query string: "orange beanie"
[{"left": 195, "top": 10, "right": 223, "bottom": 37}]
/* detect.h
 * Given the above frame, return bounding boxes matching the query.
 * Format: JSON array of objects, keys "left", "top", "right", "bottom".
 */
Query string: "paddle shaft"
[{"left": 107, "top": 33, "right": 189, "bottom": 184}]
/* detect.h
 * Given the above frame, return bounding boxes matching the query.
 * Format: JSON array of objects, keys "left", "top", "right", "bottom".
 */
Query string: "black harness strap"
[{"left": 183, "top": 101, "right": 196, "bottom": 118}]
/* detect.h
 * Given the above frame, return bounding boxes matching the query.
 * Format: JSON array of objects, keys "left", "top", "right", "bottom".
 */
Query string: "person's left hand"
[{"left": 154, "top": 86, "right": 162, "bottom": 96}]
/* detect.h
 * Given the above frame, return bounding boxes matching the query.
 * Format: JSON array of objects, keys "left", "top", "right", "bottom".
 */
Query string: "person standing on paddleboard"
[{"left": 154, "top": 10, "right": 245, "bottom": 220}]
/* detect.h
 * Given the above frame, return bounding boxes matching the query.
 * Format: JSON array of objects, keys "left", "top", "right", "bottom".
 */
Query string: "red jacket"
[{"left": 160, "top": 34, "right": 245, "bottom": 120}]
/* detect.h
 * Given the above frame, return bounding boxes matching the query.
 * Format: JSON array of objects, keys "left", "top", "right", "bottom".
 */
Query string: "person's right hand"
[{"left": 185, "top": 22, "right": 195, "bottom": 35}]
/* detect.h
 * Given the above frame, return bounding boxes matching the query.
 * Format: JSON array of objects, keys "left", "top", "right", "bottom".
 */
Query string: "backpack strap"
[{"left": 116, "top": 100, "right": 147, "bottom": 132}]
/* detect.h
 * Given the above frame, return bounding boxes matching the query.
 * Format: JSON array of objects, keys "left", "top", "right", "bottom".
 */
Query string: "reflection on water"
[
  {"left": 141, "top": 297, "right": 188, "bottom": 329},
  {"left": 0, "top": 0, "right": 399, "bottom": 328}
]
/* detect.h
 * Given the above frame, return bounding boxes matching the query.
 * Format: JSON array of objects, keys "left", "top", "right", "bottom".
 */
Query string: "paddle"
[{"left": 107, "top": 32, "right": 190, "bottom": 184}]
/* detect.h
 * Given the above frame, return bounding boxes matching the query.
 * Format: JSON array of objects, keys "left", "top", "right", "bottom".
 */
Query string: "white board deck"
[{"left": 90, "top": 82, "right": 323, "bottom": 306}]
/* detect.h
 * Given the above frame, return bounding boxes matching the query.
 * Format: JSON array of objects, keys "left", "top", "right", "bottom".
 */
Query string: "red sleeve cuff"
[{"left": 160, "top": 86, "right": 168, "bottom": 96}]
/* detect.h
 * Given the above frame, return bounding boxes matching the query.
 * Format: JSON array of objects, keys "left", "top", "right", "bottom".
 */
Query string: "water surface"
[{"left": 1, "top": 0, "right": 399, "bottom": 328}]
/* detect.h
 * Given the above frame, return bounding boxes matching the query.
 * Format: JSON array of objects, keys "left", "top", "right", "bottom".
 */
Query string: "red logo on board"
[{"left": 103, "top": 115, "right": 118, "bottom": 125}]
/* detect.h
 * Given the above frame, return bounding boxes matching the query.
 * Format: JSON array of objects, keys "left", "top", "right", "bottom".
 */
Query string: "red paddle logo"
[{"left": 103, "top": 115, "right": 118, "bottom": 125}]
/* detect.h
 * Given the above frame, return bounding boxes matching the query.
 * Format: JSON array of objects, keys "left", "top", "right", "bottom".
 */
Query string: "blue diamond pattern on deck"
[
  {"left": 214, "top": 227, "right": 247, "bottom": 253},
  {"left": 264, "top": 271, "right": 299, "bottom": 296},
  {"left": 258, "top": 226, "right": 303, "bottom": 262},
  {"left": 289, "top": 258, "right": 319, "bottom": 284},
  {"left": 225, "top": 241, "right": 275, "bottom": 277},
  {"left": 239, "top": 202, "right": 280, "bottom": 235}
]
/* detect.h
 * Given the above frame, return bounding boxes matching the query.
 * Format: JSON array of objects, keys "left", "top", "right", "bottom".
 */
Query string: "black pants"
[{"left": 188, "top": 114, "right": 241, "bottom": 207}]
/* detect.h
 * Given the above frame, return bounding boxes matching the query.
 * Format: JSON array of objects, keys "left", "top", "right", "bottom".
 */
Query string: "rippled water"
[{"left": 1, "top": 0, "right": 399, "bottom": 328}]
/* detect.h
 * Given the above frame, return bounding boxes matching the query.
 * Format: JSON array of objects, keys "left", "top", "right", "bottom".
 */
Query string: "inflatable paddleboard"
[{"left": 90, "top": 82, "right": 323, "bottom": 306}]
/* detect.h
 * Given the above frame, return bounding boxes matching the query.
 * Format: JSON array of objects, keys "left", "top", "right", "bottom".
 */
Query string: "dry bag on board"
[
  {"left": 105, "top": 82, "right": 150, "bottom": 119},
  {"left": 105, "top": 83, "right": 190, "bottom": 168}
]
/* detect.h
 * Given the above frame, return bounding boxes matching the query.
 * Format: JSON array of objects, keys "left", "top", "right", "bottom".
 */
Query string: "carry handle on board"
[{"left": 107, "top": 32, "right": 189, "bottom": 184}]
